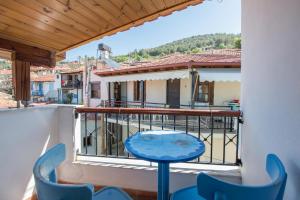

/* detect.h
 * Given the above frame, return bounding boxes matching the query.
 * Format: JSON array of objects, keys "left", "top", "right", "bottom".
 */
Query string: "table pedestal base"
[{"left": 158, "top": 162, "right": 169, "bottom": 200}]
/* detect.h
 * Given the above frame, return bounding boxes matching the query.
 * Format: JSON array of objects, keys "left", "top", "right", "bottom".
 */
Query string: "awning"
[
  {"left": 102, "top": 70, "right": 190, "bottom": 83},
  {"left": 198, "top": 68, "right": 241, "bottom": 82}
]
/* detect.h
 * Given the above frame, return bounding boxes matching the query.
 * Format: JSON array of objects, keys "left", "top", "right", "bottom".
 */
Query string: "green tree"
[
  {"left": 234, "top": 38, "right": 241, "bottom": 49},
  {"left": 112, "top": 33, "right": 241, "bottom": 63}
]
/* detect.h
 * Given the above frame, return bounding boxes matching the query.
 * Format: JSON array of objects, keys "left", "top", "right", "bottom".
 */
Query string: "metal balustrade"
[
  {"left": 100, "top": 99, "right": 239, "bottom": 111},
  {"left": 75, "top": 107, "right": 242, "bottom": 165}
]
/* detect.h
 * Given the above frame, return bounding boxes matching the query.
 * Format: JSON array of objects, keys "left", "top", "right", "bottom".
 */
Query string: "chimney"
[{"left": 98, "top": 43, "right": 111, "bottom": 60}]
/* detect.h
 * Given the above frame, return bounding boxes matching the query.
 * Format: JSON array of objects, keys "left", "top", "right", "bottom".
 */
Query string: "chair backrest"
[
  {"left": 33, "top": 143, "right": 93, "bottom": 200},
  {"left": 197, "top": 154, "right": 287, "bottom": 200},
  {"left": 265, "top": 154, "right": 287, "bottom": 200}
]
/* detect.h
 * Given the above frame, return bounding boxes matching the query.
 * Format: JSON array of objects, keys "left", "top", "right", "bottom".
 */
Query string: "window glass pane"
[
  {"left": 91, "top": 82, "right": 100, "bottom": 98},
  {"left": 197, "top": 82, "right": 209, "bottom": 103}
]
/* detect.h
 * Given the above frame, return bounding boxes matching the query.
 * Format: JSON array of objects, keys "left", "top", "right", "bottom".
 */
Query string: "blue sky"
[{"left": 66, "top": 0, "right": 241, "bottom": 61}]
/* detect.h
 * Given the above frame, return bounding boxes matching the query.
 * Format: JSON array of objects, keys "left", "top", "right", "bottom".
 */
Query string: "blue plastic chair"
[
  {"left": 171, "top": 154, "right": 287, "bottom": 200},
  {"left": 33, "top": 143, "right": 132, "bottom": 200}
]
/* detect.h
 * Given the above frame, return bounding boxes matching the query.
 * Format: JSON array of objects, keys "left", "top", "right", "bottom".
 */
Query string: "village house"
[
  {"left": 83, "top": 43, "right": 120, "bottom": 107},
  {"left": 29, "top": 65, "right": 82, "bottom": 104},
  {"left": 58, "top": 67, "right": 84, "bottom": 104},
  {"left": 88, "top": 50, "right": 241, "bottom": 110},
  {"left": 31, "top": 74, "right": 56, "bottom": 102}
]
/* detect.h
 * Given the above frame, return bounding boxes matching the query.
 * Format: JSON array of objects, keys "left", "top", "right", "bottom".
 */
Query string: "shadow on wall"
[
  {"left": 22, "top": 135, "right": 51, "bottom": 200},
  {"left": 289, "top": 160, "right": 300, "bottom": 198},
  {"left": 0, "top": 107, "right": 59, "bottom": 200}
]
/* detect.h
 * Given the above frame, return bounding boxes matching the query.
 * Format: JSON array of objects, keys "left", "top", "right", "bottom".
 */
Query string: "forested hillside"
[{"left": 114, "top": 33, "right": 241, "bottom": 63}]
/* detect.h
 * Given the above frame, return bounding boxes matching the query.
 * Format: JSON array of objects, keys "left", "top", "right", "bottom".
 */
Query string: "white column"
[{"left": 241, "top": 0, "right": 300, "bottom": 199}]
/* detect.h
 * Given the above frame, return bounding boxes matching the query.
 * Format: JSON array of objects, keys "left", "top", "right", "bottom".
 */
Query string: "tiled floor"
[{"left": 28, "top": 184, "right": 157, "bottom": 200}]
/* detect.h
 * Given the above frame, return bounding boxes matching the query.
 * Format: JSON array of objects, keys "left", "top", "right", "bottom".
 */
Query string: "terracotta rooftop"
[
  {"left": 60, "top": 66, "right": 84, "bottom": 74},
  {"left": 31, "top": 74, "right": 55, "bottom": 82},
  {"left": 96, "top": 52, "right": 241, "bottom": 76},
  {"left": 30, "top": 66, "right": 72, "bottom": 72},
  {"left": 0, "top": 69, "right": 12, "bottom": 75}
]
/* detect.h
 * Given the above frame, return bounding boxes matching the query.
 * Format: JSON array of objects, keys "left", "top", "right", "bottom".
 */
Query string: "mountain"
[{"left": 113, "top": 33, "right": 241, "bottom": 63}]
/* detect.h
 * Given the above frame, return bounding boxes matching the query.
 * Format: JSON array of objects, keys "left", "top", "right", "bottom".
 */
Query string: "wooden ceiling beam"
[
  {"left": 0, "top": 0, "right": 204, "bottom": 54},
  {"left": 0, "top": 49, "right": 12, "bottom": 60},
  {"left": 0, "top": 38, "right": 55, "bottom": 67}
]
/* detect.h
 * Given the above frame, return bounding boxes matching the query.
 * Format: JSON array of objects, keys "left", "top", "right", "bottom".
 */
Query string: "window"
[
  {"left": 83, "top": 135, "right": 92, "bottom": 147},
  {"left": 195, "top": 80, "right": 214, "bottom": 105},
  {"left": 91, "top": 82, "right": 101, "bottom": 99},
  {"left": 133, "top": 81, "right": 146, "bottom": 101}
]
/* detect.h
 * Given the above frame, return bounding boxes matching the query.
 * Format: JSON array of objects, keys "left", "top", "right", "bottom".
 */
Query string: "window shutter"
[
  {"left": 133, "top": 81, "right": 137, "bottom": 101},
  {"left": 143, "top": 81, "right": 146, "bottom": 102},
  {"left": 12, "top": 60, "right": 31, "bottom": 101},
  {"left": 208, "top": 81, "right": 215, "bottom": 105}
]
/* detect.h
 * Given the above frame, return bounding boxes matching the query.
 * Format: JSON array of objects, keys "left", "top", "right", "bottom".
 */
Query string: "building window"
[
  {"left": 133, "top": 81, "right": 146, "bottom": 101},
  {"left": 195, "top": 80, "right": 214, "bottom": 105},
  {"left": 83, "top": 135, "right": 92, "bottom": 147},
  {"left": 91, "top": 82, "right": 101, "bottom": 99}
]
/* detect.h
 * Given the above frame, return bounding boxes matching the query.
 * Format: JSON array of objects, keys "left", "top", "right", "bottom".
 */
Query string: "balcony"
[
  {"left": 0, "top": 105, "right": 241, "bottom": 200},
  {"left": 0, "top": 0, "right": 299, "bottom": 199},
  {"left": 76, "top": 107, "right": 240, "bottom": 165},
  {"left": 61, "top": 80, "right": 83, "bottom": 89}
]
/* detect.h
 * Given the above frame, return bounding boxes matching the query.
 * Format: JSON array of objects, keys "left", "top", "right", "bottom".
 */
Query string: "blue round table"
[{"left": 125, "top": 130, "right": 205, "bottom": 200}]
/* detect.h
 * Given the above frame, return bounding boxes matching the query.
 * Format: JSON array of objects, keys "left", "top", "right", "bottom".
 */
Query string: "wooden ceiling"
[{"left": 0, "top": 0, "right": 204, "bottom": 54}]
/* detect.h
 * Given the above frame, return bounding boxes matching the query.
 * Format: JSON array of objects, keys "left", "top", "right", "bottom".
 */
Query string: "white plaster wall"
[
  {"left": 0, "top": 106, "right": 59, "bottom": 200},
  {"left": 214, "top": 82, "right": 240, "bottom": 105},
  {"left": 101, "top": 81, "right": 108, "bottom": 100},
  {"left": 146, "top": 80, "right": 167, "bottom": 104},
  {"left": 242, "top": 0, "right": 300, "bottom": 199},
  {"left": 54, "top": 74, "right": 61, "bottom": 90},
  {"left": 44, "top": 82, "right": 57, "bottom": 99},
  {"left": 89, "top": 98, "right": 101, "bottom": 107},
  {"left": 86, "top": 72, "right": 109, "bottom": 106},
  {"left": 180, "top": 78, "right": 191, "bottom": 105},
  {"left": 127, "top": 81, "right": 134, "bottom": 101},
  {"left": 89, "top": 74, "right": 102, "bottom": 107}
]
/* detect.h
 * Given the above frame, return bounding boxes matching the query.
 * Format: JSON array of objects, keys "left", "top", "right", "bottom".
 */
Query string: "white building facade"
[{"left": 92, "top": 53, "right": 241, "bottom": 109}]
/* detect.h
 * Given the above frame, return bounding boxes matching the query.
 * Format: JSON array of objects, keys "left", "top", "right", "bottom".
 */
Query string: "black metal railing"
[
  {"left": 75, "top": 107, "right": 241, "bottom": 165},
  {"left": 61, "top": 80, "right": 83, "bottom": 89},
  {"left": 100, "top": 99, "right": 239, "bottom": 111}
]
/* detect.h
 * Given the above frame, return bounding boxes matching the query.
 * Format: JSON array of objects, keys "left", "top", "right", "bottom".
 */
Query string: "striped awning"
[
  {"left": 102, "top": 70, "right": 190, "bottom": 83},
  {"left": 198, "top": 68, "right": 241, "bottom": 82}
]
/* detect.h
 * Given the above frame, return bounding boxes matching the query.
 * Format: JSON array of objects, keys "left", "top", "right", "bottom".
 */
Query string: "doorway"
[{"left": 167, "top": 79, "right": 180, "bottom": 108}]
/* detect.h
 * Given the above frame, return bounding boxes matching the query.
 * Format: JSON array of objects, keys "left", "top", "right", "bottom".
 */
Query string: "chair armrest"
[
  {"left": 85, "top": 183, "right": 95, "bottom": 192},
  {"left": 197, "top": 173, "right": 249, "bottom": 200},
  {"left": 197, "top": 173, "right": 280, "bottom": 200}
]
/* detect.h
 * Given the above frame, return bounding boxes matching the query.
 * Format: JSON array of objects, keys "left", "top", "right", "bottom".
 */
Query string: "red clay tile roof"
[
  {"left": 96, "top": 52, "right": 241, "bottom": 76},
  {"left": 60, "top": 66, "right": 84, "bottom": 74},
  {"left": 31, "top": 74, "right": 55, "bottom": 82},
  {"left": 0, "top": 69, "right": 12, "bottom": 75},
  {"left": 30, "top": 65, "right": 72, "bottom": 72}
]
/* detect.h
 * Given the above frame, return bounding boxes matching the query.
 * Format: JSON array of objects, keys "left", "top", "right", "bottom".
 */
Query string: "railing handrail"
[
  {"left": 104, "top": 99, "right": 165, "bottom": 105},
  {"left": 102, "top": 99, "right": 239, "bottom": 108},
  {"left": 75, "top": 107, "right": 241, "bottom": 117}
]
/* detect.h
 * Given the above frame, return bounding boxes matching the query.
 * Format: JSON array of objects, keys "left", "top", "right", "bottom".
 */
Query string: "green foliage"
[
  {"left": 65, "top": 93, "right": 73, "bottom": 104},
  {"left": 0, "top": 60, "right": 11, "bottom": 69},
  {"left": 234, "top": 38, "right": 241, "bottom": 49},
  {"left": 113, "top": 33, "right": 241, "bottom": 63}
]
